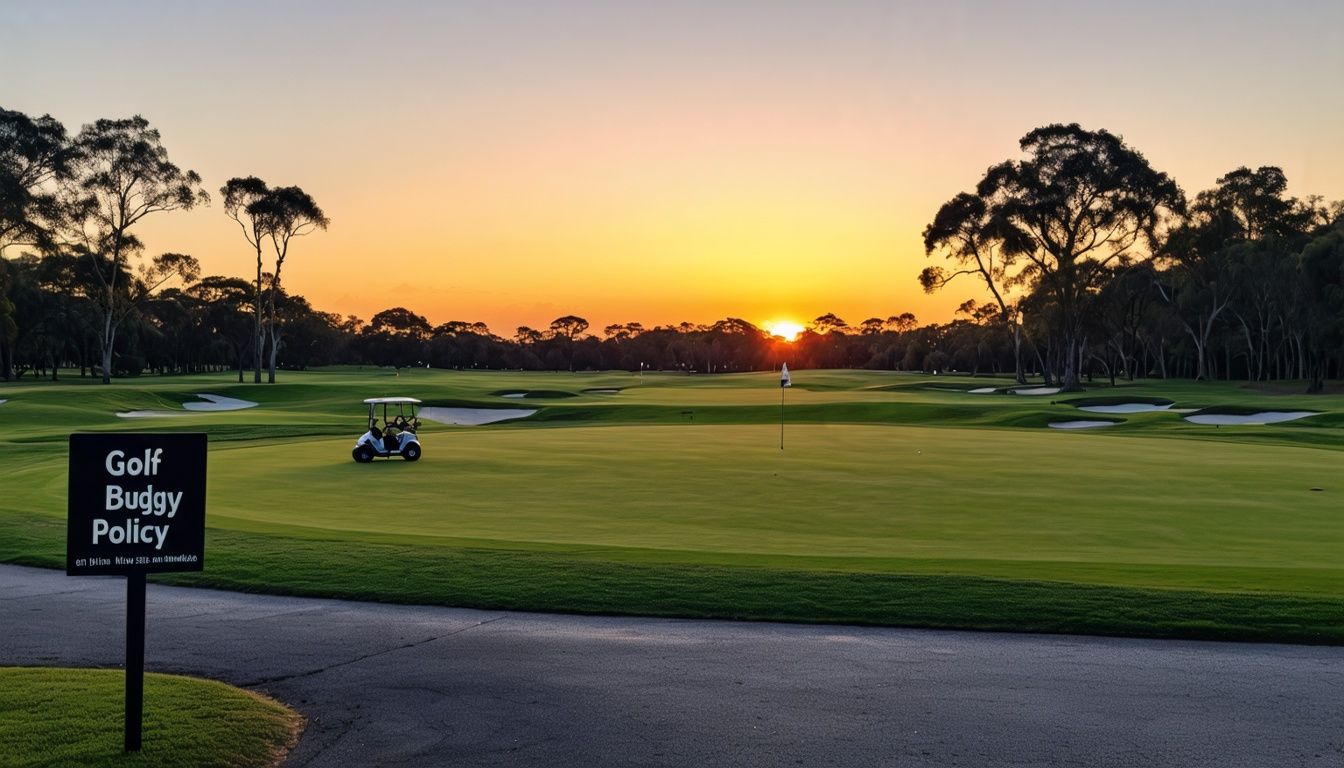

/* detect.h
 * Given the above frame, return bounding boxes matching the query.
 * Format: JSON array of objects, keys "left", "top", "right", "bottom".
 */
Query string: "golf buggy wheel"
[
  {"left": 402, "top": 443, "right": 421, "bottom": 462},
  {"left": 353, "top": 445, "right": 375, "bottom": 463}
]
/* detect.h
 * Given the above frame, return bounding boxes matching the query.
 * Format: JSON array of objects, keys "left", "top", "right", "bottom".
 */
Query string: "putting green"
[{"left": 2, "top": 368, "right": 1343, "bottom": 641}]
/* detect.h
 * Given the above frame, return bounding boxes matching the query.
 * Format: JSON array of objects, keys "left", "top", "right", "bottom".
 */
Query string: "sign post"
[{"left": 67, "top": 433, "right": 207, "bottom": 753}]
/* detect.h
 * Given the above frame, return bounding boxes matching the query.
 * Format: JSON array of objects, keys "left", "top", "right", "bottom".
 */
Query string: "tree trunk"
[
  {"left": 1060, "top": 334, "right": 1083, "bottom": 391},
  {"left": 1011, "top": 322, "right": 1025, "bottom": 384},
  {"left": 254, "top": 310, "right": 264, "bottom": 383},
  {"left": 268, "top": 324, "right": 279, "bottom": 383},
  {"left": 100, "top": 306, "right": 115, "bottom": 384}
]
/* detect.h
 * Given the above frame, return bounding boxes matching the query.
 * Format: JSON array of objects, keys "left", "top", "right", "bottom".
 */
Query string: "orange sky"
[{"left": 5, "top": 1, "right": 1343, "bottom": 334}]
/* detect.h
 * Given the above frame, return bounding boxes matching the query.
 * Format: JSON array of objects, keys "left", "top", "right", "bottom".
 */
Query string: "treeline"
[
  {"left": 0, "top": 108, "right": 325, "bottom": 384},
  {"left": 920, "top": 124, "right": 1344, "bottom": 392},
  {"left": 3, "top": 111, "right": 1343, "bottom": 389}
]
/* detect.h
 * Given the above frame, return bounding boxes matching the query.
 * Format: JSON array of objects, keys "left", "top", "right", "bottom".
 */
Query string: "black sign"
[{"left": 67, "top": 433, "right": 207, "bottom": 576}]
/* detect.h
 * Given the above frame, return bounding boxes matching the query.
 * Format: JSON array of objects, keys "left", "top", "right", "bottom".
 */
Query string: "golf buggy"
[{"left": 353, "top": 397, "right": 423, "bottom": 462}]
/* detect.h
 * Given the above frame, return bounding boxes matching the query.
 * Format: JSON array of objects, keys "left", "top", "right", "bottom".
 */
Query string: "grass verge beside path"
[
  {"left": 0, "top": 667, "right": 301, "bottom": 768},
  {"left": 5, "top": 516, "right": 1342, "bottom": 645}
]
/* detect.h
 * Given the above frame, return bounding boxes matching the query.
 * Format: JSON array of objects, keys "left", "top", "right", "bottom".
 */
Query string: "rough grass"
[
  {"left": 0, "top": 667, "right": 301, "bottom": 768},
  {"left": 2, "top": 368, "right": 1343, "bottom": 643}
]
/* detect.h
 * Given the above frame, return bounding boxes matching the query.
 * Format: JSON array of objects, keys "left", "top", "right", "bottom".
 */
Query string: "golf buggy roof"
[{"left": 363, "top": 397, "right": 422, "bottom": 404}]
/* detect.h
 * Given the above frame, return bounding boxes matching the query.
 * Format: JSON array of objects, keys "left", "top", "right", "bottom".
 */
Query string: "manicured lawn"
[
  {"left": 2, "top": 368, "right": 1342, "bottom": 642},
  {"left": 0, "top": 667, "right": 300, "bottom": 768}
]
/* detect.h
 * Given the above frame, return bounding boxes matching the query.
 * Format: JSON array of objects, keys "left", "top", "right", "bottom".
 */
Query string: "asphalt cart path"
[{"left": 3, "top": 564, "right": 1341, "bottom": 767}]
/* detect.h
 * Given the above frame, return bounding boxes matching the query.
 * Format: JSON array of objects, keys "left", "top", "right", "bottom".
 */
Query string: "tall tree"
[
  {"left": 922, "top": 191, "right": 1031, "bottom": 382},
  {"left": 1157, "top": 167, "right": 1308, "bottom": 380},
  {"left": 546, "top": 315, "right": 589, "bottom": 371},
  {"left": 0, "top": 108, "right": 71, "bottom": 255},
  {"left": 0, "top": 108, "right": 73, "bottom": 379},
  {"left": 189, "top": 275, "right": 254, "bottom": 382},
  {"left": 220, "top": 176, "right": 271, "bottom": 383},
  {"left": 252, "top": 185, "right": 328, "bottom": 382},
  {"left": 65, "top": 116, "right": 207, "bottom": 382},
  {"left": 974, "top": 124, "right": 1183, "bottom": 390},
  {"left": 1298, "top": 225, "right": 1344, "bottom": 392}
]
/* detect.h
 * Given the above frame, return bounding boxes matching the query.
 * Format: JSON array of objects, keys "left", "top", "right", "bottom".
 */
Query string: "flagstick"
[{"left": 779, "top": 384, "right": 785, "bottom": 450}]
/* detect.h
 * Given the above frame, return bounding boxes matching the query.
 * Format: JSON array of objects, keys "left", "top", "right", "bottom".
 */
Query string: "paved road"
[{"left": 3, "top": 564, "right": 1341, "bottom": 767}]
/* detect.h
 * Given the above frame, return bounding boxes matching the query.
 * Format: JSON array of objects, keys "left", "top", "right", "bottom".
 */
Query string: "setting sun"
[{"left": 765, "top": 320, "right": 805, "bottom": 342}]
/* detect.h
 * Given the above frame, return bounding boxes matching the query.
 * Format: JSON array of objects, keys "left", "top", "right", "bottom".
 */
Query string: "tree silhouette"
[
  {"left": 189, "top": 275, "right": 254, "bottom": 382},
  {"left": 1, "top": 108, "right": 73, "bottom": 380},
  {"left": 220, "top": 176, "right": 271, "bottom": 383},
  {"left": 65, "top": 116, "right": 208, "bottom": 383},
  {"left": 548, "top": 315, "right": 589, "bottom": 341},
  {"left": 809, "top": 313, "right": 849, "bottom": 334},
  {"left": 922, "top": 191, "right": 1029, "bottom": 382},
  {"left": 973, "top": 124, "right": 1183, "bottom": 390},
  {"left": 247, "top": 185, "right": 328, "bottom": 383},
  {"left": 1157, "top": 167, "right": 1307, "bottom": 380}
]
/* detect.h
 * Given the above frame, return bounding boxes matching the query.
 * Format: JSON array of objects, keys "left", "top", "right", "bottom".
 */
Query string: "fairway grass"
[
  {"left": 0, "top": 667, "right": 300, "bottom": 768},
  {"left": 2, "top": 368, "right": 1343, "bottom": 643}
]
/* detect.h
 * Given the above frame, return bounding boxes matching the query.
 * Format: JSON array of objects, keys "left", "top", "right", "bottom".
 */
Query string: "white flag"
[{"left": 780, "top": 363, "right": 791, "bottom": 388}]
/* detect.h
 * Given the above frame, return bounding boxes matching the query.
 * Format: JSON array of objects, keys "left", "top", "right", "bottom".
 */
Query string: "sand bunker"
[
  {"left": 118, "top": 393, "right": 258, "bottom": 418},
  {"left": 493, "top": 389, "right": 576, "bottom": 400},
  {"left": 1049, "top": 420, "right": 1119, "bottom": 429},
  {"left": 968, "top": 387, "right": 998, "bottom": 394},
  {"left": 418, "top": 407, "right": 536, "bottom": 426},
  {"left": 584, "top": 388, "right": 621, "bottom": 394},
  {"left": 1079, "top": 403, "right": 1173, "bottom": 414},
  {"left": 1184, "top": 411, "right": 1316, "bottom": 426},
  {"left": 0, "top": 399, "right": 7, "bottom": 406},
  {"left": 182, "top": 394, "right": 257, "bottom": 411},
  {"left": 1013, "top": 387, "right": 1061, "bottom": 396}
]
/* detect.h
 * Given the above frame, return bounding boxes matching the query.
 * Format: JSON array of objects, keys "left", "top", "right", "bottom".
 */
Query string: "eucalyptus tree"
[
  {"left": 0, "top": 108, "right": 72, "bottom": 255},
  {"left": 252, "top": 185, "right": 328, "bottom": 382},
  {"left": 65, "top": 116, "right": 207, "bottom": 382},
  {"left": 1298, "top": 225, "right": 1344, "bottom": 392},
  {"left": 220, "top": 176, "right": 271, "bottom": 383},
  {"left": 1157, "top": 167, "right": 1306, "bottom": 380},
  {"left": 921, "top": 191, "right": 1030, "bottom": 382},
  {"left": 970, "top": 124, "right": 1183, "bottom": 390},
  {"left": 1, "top": 108, "right": 74, "bottom": 379},
  {"left": 547, "top": 315, "right": 589, "bottom": 371},
  {"left": 189, "top": 275, "right": 254, "bottom": 381},
  {"left": 359, "top": 306, "right": 430, "bottom": 368}
]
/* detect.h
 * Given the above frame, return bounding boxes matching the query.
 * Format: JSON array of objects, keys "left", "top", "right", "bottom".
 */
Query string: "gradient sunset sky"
[{"left": 4, "top": 1, "right": 1343, "bottom": 334}]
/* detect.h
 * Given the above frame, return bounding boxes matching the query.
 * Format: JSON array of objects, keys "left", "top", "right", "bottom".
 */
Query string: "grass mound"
[
  {"left": 489, "top": 389, "right": 578, "bottom": 399},
  {"left": 1060, "top": 395, "right": 1175, "bottom": 407},
  {"left": 1187, "top": 405, "right": 1318, "bottom": 416},
  {"left": 0, "top": 667, "right": 301, "bottom": 768}
]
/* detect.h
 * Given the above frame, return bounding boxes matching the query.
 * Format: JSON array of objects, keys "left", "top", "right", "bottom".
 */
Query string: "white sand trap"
[
  {"left": 968, "top": 387, "right": 997, "bottom": 394},
  {"left": 1013, "top": 387, "right": 1061, "bottom": 396},
  {"left": 1079, "top": 403, "right": 1173, "bottom": 414},
  {"left": 0, "top": 399, "right": 7, "bottom": 406},
  {"left": 118, "top": 393, "right": 258, "bottom": 418},
  {"left": 1184, "top": 411, "right": 1316, "bottom": 426},
  {"left": 500, "top": 393, "right": 528, "bottom": 399},
  {"left": 419, "top": 407, "right": 536, "bottom": 426},
  {"left": 1049, "top": 420, "right": 1118, "bottom": 429},
  {"left": 182, "top": 394, "right": 257, "bottom": 411}
]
